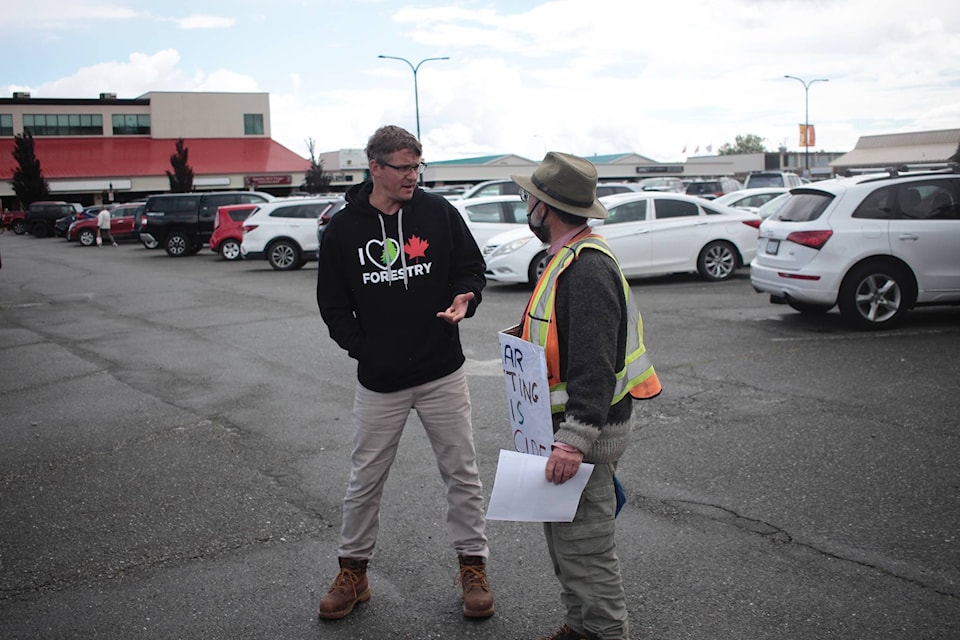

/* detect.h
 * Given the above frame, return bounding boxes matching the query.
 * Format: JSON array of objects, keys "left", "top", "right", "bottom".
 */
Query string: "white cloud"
[{"left": 175, "top": 14, "right": 236, "bottom": 29}]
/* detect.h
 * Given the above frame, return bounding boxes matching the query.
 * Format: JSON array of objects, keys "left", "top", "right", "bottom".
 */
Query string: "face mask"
[{"left": 527, "top": 202, "right": 550, "bottom": 243}]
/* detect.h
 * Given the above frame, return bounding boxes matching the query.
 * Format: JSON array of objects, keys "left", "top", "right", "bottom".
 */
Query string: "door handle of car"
[{"left": 898, "top": 233, "right": 919, "bottom": 242}]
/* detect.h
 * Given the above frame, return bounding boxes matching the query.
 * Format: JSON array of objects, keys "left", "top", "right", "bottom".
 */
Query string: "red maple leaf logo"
[{"left": 404, "top": 234, "right": 429, "bottom": 261}]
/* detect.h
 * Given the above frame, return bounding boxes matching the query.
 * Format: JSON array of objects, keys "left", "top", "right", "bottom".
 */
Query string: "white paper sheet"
[{"left": 485, "top": 449, "right": 594, "bottom": 522}]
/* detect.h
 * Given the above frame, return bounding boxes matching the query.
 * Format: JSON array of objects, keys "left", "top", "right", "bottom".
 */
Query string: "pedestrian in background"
[
  {"left": 96, "top": 205, "right": 117, "bottom": 247},
  {"left": 315, "top": 125, "right": 494, "bottom": 622},
  {"left": 511, "top": 152, "right": 662, "bottom": 640}
]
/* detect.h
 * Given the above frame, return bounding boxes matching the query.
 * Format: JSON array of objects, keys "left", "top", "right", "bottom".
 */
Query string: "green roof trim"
[
  {"left": 583, "top": 153, "right": 631, "bottom": 163},
  {"left": 429, "top": 154, "right": 513, "bottom": 166}
]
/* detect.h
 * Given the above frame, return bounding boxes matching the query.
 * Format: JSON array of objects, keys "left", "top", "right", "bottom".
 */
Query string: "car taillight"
[
  {"left": 742, "top": 218, "right": 761, "bottom": 229},
  {"left": 242, "top": 224, "right": 258, "bottom": 233},
  {"left": 786, "top": 230, "right": 832, "bottom": 250},
  {"left": 140, "top": 215, "right": 148, "bottom": 226}
]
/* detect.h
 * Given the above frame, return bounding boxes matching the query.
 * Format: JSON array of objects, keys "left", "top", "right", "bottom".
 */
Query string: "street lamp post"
[
  {"left": 784, "top": 75, "right": 828, "bottom": 177},
  {"left": 378, "top": 55, "right": 450, "bottom": 141}
]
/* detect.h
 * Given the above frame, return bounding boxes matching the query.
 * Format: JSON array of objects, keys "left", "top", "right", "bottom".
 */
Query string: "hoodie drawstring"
[{"left": 377, "top": 208, "right": 409, "bottom": 290}]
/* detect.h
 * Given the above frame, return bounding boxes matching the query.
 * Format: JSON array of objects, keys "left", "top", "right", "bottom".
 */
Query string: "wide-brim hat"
[{"left": 511, "top": 151, "right": 608, "bottom": 219}]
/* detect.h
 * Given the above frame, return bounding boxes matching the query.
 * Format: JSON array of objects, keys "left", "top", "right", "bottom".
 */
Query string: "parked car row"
[{"left": 12, "top": 166, "right": 956, "bottom": 331}]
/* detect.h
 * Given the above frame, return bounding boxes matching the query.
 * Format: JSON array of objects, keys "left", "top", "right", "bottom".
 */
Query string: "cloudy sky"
[{"left": 4, "top": 0, "right": 959, "bottom": 163}]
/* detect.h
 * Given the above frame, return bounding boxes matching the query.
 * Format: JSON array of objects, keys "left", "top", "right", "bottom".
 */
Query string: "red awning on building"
[{"left": 0, "top": 137, "right": 309, "bottom": 179}]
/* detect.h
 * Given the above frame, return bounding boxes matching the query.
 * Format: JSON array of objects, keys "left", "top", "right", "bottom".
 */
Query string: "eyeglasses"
[{"left": 380, "top": 161, "right": 428, "bottom": 175}]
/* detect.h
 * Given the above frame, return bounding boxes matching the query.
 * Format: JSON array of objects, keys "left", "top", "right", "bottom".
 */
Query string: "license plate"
[{"left": 766, "top": 239, "right": 780, "bottom": 255}]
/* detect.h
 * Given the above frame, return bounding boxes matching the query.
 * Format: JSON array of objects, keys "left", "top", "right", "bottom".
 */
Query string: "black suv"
[
  {"left": 25, "top": 201, "right": 81, "bottom": 237},
  {"left": 140, "top": 191, "right": 274, "bottom": 257}
]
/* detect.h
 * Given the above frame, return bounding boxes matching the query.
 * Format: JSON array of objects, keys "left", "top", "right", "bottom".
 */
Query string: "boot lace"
[
  {"left": 457, "top": 565, "right": 490, "bottom": 593},
  {"left": 329, "top": 568, "right": 361, "bottom": 596}
]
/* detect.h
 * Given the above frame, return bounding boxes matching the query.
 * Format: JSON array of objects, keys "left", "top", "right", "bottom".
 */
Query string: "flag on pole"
[{"left": 799, "top": 124, "right": 816, "bottom": 147}]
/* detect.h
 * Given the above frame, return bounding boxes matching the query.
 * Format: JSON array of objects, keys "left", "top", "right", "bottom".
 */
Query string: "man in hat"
[{"left": 511, "top": 152, "right": 661, "bottom": 640}]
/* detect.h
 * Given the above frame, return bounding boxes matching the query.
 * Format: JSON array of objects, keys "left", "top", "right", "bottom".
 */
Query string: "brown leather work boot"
[
  {"left": 457, "top": 555, "right": 495, "bottom": 618},
  {"left": 317, "top": 557, "right": 370, "bottom": 620},
  {"left": 536, "top": 623, "right": 588, "bottom": 640}
]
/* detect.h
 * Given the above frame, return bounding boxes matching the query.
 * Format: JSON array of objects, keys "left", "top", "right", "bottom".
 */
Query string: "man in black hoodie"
[{"left": 316, "top": 125, "right": 493, "bottom": 622}]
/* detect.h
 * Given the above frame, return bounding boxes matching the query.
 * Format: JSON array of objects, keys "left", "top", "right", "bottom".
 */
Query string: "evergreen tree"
[
  {"left": 11, "top": 132, "right": 50, "bottom": 207},
  {"left": 302, "top": 138, "right": 331, "bottom": 194},
  {"left": 165, "top": 138, "right": 194, "bottom": 192}
]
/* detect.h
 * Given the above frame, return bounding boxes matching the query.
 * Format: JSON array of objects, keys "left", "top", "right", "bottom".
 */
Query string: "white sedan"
[
  {"left": 452, "top": 195, "right": 528, "bottom": 248},
  {"left": 482, "top": 192, "right": 761, "bottom": 285}
]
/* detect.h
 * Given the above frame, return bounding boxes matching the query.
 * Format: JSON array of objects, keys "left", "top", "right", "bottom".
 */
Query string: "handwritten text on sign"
[{"left": 498, "top": 328, "right": 553, "bottom": 457}]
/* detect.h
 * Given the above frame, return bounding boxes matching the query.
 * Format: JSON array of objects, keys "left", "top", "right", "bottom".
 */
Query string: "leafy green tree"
[
  {"left": 303, "top": 138, "right": 331, "bottom": 194},
  {"left": 718, "top": 134, "right": 767, "bottom": 155},
  {"left": 165, "top": 138, "right": 194, "bottom": 192},
  {"left": 11, "top": 132, "right": 50, "bottom": 207}
]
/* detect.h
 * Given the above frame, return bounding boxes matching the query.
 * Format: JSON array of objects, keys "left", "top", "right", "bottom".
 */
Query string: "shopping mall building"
[{"left": 0, "top": 91, "right": 312, "bottom": 210}]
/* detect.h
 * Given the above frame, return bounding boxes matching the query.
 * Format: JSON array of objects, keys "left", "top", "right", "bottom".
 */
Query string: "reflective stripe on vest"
[{"left": 520, "top": 231, "right": 662, "bottom": 413}]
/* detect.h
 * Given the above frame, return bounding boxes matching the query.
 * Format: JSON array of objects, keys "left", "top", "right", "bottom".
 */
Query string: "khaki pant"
[
  {"left": 337, "top": 366, "right": 489, "bottom": 560},
  {"left": 544, "top": 462, "right": 628, "bottom": 639}
]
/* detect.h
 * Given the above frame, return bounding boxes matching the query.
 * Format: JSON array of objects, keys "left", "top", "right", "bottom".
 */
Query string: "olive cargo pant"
[{"left": 544, "top": 461, "right": 629, "bottom": 639}]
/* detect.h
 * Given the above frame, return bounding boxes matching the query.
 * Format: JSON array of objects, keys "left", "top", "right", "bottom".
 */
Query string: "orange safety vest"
[{"left": 521, "top": 231, "right": 662, "bottom": 413}]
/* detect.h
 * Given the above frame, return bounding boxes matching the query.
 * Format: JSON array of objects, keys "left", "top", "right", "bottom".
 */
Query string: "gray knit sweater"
[{"left": 549, "top": 247, "right": 633, "bottom": 463}]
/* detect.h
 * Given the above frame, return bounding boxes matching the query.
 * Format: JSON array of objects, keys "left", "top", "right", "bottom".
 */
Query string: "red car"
[
  {"left": 1, "top": 210, "right": 26, "bottom": 234},
  {"left": 68, "top": 203, "right": 143, "bottom": 246},
  {"left": 210, "top": 203, "right": 259, "bottom": 260}
]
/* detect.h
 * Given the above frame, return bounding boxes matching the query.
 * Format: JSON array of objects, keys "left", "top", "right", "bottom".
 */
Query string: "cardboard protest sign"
[{"left": 498, "top": 327, "right": 553, "bottom": 457}]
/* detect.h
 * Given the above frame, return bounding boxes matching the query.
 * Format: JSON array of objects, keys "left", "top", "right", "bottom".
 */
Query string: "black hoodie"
[{"left": 317, "top": 181, "right": 485, "bottom": 392}]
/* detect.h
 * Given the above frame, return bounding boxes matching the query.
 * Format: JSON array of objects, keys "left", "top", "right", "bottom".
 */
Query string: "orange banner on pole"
[{"left": 799, "top": 124, "right": 816, "bottom": 147}]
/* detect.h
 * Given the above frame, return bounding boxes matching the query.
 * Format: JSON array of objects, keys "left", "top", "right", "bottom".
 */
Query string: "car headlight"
[{"left": 490, "top": 237, "right": 537, "bottom": 257}]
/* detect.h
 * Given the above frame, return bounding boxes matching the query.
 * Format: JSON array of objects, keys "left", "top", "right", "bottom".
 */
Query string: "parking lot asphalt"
[{"left": 1, "top": 233, "right": 959, "bottom": 639}]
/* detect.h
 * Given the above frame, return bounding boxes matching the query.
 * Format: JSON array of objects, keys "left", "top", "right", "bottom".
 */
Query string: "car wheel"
[
  {"left": 838, "top": 261, "right": 913, "bottom": 330},
  {"left": 78, "top": 229, "right": 97, "bottom": 247},
  {"left": 219, "top": 239, "right": 241, "bottom": 261},
  {"left": 697, "top": 240, "right": 739, "bottom": 281},
  {"left": 32, "top": 221, "right": 51, "bottom": 237},
  {"left": 12, "top": 220, "right": 26, "bottom": 235},
  {"left": 527, "top": 250, "right": 549, "bottom": 286},
  {"left": 787, "top": 300, "right": 833, "bottom": 315},
  {"left": 165, "top": 231, "right": 193, "bottom": 257},
  {"left": 267, "top": 240, "right": 302, "bottom": 271},
  {"left": 141, "top": 236, "right": 159, "bottom": 250}
]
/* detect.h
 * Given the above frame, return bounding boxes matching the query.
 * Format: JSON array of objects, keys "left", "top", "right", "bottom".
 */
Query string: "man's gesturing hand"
[{"left": 437, "top": 291, "right": 475, "bottom": 324}]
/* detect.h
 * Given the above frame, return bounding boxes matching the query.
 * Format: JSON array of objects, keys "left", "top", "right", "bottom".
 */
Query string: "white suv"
[
  {"left": 750, "top": 168, "right": 960, "bottom": 329},
  {"left": 241, "top": 196, "right": 345, "bottom": 270}
]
